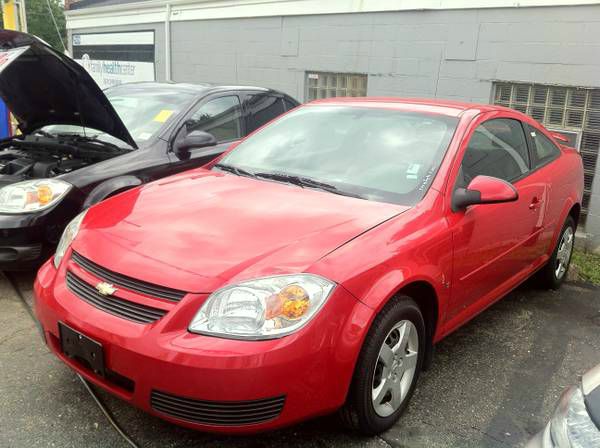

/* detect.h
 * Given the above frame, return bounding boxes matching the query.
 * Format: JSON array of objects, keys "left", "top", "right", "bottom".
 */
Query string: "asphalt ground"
[{"left": 2, "top": 272, "right": 600, "bottom": 448}]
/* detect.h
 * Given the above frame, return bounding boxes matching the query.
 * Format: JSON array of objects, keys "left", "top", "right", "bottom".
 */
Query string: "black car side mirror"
[{"left": 174, "top": 131, "right": 217, "bottom": 160}]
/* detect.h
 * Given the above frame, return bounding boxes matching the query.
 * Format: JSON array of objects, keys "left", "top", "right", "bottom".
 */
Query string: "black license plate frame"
[{"left": 59, "top": 322, "right": 105, "bottom": 377}]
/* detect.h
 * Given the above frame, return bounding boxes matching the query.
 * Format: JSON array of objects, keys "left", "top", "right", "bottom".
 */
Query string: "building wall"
[
  {"left": 70, "top": 4, "right": 600, "bottom": 249},
  {"left": 169, "top": 5, "right": 600, "bottom": 101}
]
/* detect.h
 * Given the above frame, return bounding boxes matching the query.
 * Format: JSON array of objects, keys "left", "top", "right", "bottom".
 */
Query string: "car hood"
[
  {"left": 74, "top": 170, "right": 409, "bottom": 293},
  {"left": 0, "top": 30, "right": 137, "bottom": 148}
]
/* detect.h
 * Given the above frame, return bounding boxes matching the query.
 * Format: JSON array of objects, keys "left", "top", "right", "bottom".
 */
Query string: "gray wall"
[{"left": 170, "top": 5, "right": 600, "bottom": 102}]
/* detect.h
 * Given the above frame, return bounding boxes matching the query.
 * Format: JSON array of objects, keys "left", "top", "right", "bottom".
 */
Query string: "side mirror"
[
  {"left": 174, "top": 130, "right": 217, "bottom": 160},
  {"left": 452, "top": 175, "right": 518, "bottom": 211}
]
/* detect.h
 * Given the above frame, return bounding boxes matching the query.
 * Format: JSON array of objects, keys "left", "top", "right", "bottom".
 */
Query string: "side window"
[
  {"left": 187, "top": 96, "right": 242, "bottom": 142},
  {"left": 245, "top": 94, "right": 285, "bottom": 134},
  {"left": 283, "top": 97, "right": 299, "bottom": 111},
  {"left": 527, "top": 125, "right": 561, "bottom": 166},
  {"left": 458, "top": 118, "right": 530, "bottom": 187}
]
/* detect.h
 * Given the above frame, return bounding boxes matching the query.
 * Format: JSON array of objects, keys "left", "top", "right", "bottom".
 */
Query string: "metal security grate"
[
  {"left": 494, "top": 82, "right": 600, "bottom": 224},
  {"left": 306, "top": 72, "right": 367, "bottom": 101}
]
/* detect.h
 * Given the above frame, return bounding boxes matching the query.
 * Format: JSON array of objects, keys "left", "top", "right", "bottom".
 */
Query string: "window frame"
[{"left": 455, "top": 117, "right": 532, "bottom": 189}]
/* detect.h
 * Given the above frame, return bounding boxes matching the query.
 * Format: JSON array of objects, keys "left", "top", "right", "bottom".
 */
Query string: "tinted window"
[
  {"left": 220, "top": 106, "right": 458, "bottom": 205},
  {"left": 245, "top": 94, "right": 286, "bottom": 134},
  {"left": 459, "top": 119, "right": 529, "bottom": 186},
  {"left": 528, "top": 126, "right": 561, "bottom": 165},
  {"left": 188, "top": 96, "right": 242, "bottom": 142},
  {"left": 284, "top": 98, "right": 298, "bottom": 111}
]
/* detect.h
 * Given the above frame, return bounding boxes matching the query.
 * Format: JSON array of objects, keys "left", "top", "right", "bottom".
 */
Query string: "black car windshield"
[
  {"left": 41, "top": 86, "right": 196, "bottom": 148},
  {"left": 218, "top": 105, "right": 458, "bottom": 205}
]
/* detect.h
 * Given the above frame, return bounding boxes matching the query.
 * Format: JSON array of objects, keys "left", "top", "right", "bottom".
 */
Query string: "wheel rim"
[
  {"left": 555, "top": 226, "right": 574, "bottom": 280},
  {"left": 371, "top": 320, "right": 419, "bottom": 417}
]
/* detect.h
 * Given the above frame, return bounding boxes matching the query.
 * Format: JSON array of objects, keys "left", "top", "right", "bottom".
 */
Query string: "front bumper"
[
  {"left": 0, "top": 213, "right": 60, "bottom": 271},
  {"left": 33, "top": 258, "right": 374, "bottom": 433}
]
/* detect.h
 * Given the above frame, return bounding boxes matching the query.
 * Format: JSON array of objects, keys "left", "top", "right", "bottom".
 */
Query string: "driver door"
[{"left": 446, "top": 117, "right": 547, "bottom": 325}]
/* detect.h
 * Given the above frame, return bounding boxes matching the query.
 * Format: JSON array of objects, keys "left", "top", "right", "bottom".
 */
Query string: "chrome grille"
[
  {"left": 151, "top": 390, "right": 286, "bottom": 426},
  {"left": 71, "top": 251, "right": 186, "bottom": 302},
  {"left": 66, "top": 271, "right": 167, "bottom": 324}
]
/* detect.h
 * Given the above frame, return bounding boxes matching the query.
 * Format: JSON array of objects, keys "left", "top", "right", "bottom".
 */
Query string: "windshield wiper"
[
  {"left": 56, "top": 134, "right": 127, "bottom": 152},
  {"left": 254, "top": 171, "right": 365, "bottom": 199},
  {"left": 213, "top": 163, "right": 256, "bottom": 178}
]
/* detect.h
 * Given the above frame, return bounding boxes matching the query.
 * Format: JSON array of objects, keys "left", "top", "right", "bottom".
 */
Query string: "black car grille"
[
  {"left": 151, "top": 390, "right": 286, "bottom": 426},
  {"left": 71, "top": 251, "right": 186, "bottom": 302},
  {"left": 66, "top": 271, "right": 167, "bottom": 324}
]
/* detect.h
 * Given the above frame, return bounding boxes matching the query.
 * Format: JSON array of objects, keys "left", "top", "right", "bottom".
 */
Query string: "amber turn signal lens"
[
  {"left": 37, "top": 185, "right": 54, "bottom": 205},
  {"left": 265, "top": 284, "right": 311, "bottom": 321},
  {"left": 279, "top": 285, "right": 310, "bottom": 320}
]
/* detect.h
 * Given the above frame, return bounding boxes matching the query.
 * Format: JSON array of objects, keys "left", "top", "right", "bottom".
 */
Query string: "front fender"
[
  {"left": 83, "top": 175, "right": 142, "bottom": 210},
  {"left": 349, "top": 265, "right": 448, "bottom": 340}
]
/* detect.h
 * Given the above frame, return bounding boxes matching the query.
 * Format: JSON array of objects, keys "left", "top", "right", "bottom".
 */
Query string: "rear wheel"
[
  {"left": 340, "top": 296, "right": 425, "bottom": 435},
  {"left": 537, "top": 215, "right": 576, "bottom": 289}
]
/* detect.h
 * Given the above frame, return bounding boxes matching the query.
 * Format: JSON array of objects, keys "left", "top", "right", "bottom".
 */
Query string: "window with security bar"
[
  {"left": 306, "top": 72, "right": 368, "bottom": 101},
  {"left": 493, "top": 82, "right": 600, "bottom": 223}
]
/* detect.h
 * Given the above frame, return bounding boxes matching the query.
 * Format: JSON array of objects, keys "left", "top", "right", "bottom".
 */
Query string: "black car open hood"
[{"left": 0, "top": 30, "right": 137, "bottom": 148}]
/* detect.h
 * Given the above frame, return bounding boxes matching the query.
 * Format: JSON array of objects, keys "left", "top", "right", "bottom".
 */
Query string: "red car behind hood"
[{"left": 73, "top": 170, "right": 408, "bottom": 293}]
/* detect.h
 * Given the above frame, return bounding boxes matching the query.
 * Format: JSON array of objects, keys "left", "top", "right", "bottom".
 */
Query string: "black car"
[{"left": 0, "top": 30, "right": 299, "bottom": 270}]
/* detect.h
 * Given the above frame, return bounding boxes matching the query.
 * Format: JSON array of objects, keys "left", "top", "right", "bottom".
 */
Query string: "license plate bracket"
[{"left": 59, "top": 322, "right": 105, "bottom": 377}]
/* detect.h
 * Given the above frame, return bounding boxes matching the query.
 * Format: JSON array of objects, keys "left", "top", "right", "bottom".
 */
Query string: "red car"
[{"left": 34, "top": 98, "right": 583, "bottom": 435}]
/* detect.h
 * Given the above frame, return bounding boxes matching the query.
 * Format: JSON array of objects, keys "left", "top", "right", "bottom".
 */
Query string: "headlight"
[
  {"left": 0, "top": 179, "right": 71, "bottom": 213},
  {"left": 549, "top": 385, "right": 600, "bottom": 447},
  {"left": 53, "top": 210, "right": 87, "bottom": 269},
  {"left": 189, "top": 274, "right": 336, "bottom": 340}
]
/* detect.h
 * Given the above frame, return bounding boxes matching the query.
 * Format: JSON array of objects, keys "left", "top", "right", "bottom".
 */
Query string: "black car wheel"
[
  {"left": 537, "top": 215, "right": 576, "bottom": 290},
  {"left": 340, "top": 295, "right": 425, "bottom": 435}
]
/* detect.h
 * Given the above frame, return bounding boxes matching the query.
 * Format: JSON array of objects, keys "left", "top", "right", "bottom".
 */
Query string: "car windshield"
[
  {"left": 219, "top": 105, "right": 458, "bottom": 205},
  {"left": 40, "top": 86, "right": 196, "bottom": 148}
]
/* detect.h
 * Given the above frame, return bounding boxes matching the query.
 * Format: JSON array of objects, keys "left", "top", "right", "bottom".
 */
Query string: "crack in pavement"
[{"left": 0, "top": 327, "right": 32, "bottom": 347}]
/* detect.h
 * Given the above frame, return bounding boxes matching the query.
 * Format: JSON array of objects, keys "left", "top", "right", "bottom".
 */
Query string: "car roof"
[
  {"left": 306, "top": 97, "right": 515, "bottom": 118},
  {"left": 105, "top": 81, "right": 282, "bottom": 96}
]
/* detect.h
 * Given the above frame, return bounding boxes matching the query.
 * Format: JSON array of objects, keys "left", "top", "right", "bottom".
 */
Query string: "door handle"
[{"left": 529, "top": 197, "right": 540, "bottom": 210}]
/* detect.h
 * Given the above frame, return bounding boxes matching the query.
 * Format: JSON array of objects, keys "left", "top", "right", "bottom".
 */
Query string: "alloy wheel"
[
  {"left": 555, "top": 226, "right": 574, "bottom": 280},
  {"left": 371, "top": 320, "right": 419, "bottom": 417}
]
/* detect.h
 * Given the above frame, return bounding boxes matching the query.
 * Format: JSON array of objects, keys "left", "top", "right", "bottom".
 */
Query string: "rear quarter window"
[{"left": 527, "top": 125, "right": 561, "bottom": 167}]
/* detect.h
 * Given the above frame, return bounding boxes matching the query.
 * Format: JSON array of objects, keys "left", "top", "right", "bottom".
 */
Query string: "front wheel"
[
  {"left": 537, "top": 215, "right": 576, "bottom": 289},
  {"left": 340, "top": 296, "right": 425, "bottom": 435}
]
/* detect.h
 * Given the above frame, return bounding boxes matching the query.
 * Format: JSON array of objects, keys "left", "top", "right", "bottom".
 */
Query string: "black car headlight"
[{"left": 0, "top": 179, "right": 71, "bottom": 213}]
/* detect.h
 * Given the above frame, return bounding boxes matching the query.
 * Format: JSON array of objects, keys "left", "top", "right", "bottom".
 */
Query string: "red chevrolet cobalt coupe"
[{"left": 34, "top": 98, "right": 583, "bottom": 435}]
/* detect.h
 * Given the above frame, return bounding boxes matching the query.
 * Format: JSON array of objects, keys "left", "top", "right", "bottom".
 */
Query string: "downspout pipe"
[{"left": 165, "top": 3, "right": 171, "bottom": 82}]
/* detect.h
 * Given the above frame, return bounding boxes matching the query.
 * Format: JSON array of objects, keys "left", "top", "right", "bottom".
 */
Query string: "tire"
[
  {"left": 537, "top": 215, "right": 576, "bottom": 290},
  {"left": 340, "top": 295, "right": 425, "bottom": 435}
]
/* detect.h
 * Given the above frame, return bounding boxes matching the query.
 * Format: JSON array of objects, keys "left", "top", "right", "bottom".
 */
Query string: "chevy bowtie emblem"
[{"left": 96, "top": 282, "right": 118, "bottom": 296}]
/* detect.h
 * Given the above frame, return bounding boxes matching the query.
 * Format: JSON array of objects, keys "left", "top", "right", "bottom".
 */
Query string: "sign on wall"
[{"left": 72, "top": 31, "right": 155, "bottom": 89}]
